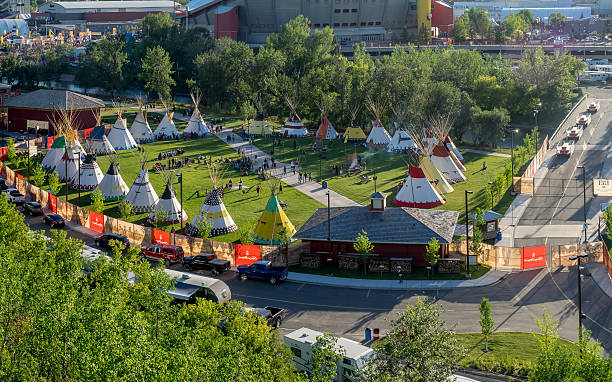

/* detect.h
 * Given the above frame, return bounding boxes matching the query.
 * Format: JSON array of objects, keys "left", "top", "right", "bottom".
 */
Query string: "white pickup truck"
[{"left": 1, "top": 188, "right": 25, "bottom": 204}]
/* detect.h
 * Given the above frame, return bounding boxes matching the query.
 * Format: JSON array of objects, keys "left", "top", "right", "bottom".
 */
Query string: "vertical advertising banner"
[
  {"left": 48, "top": 194, "right": 57, "bottom": 213},
  {"left": 152, "top": 229, "right": 171, "bottom": 245},
  {"left": 89, "top": 211, "right": 104, "bottom": 233},
  {"left": 234, "top": 244, "right": 261, "bottom": 266},
  {"left": 521, "top": 246, "right": 547, "bottom": 269}
]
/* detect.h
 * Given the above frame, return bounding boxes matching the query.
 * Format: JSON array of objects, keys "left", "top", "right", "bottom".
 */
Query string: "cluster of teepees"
[
  {"left": 183, "top": 91, "right": 211, "bottom": 137},
  {"left": 189, "top": 162, "right": 237, "bottom": 237},
  {"left": 107, "top": 106, "right": 137, "bottom": 150},
  {"left": 428, "top": 116, "right": 466, "bottom": 184},
  {"left": 87, "top": 109, "right": 115, "bottom": 155},
  {"left": 343, "top": 105, "right": 366, "bottom": 143},
  {"left": 126, "top": 151, "right": 159, "bottom": 213},
  {"left": 251, "top": 178, "right": 296, "bottom": 245},
  {"left": 130, "top": 98, "right": 154, "bottom": 143},
  {"left": 154, "top": 100, "right": 179, "bottom": 140},
  {"left": 387, "top": 103, "right": 417, "bottom": 153},
  {"left": 71, "top": 141, "right": 104, "bottom": 190},
  {"left": 95, "top": 153, "right": 130, "bottom": 201},
  {"left": 365, "top": 97, "right": 391, "bottom": 149},
  {"left": 149, "top": 169, "right": 187, "bottom": 224},
  {"left": 314, "top": 94, "right": 338, "bottom": 141},
  {"left": 280, "top": 94, "right": 309, "bottom": 137}
]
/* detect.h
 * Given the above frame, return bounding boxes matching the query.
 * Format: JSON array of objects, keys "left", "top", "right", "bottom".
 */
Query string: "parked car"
[
  {"left": 245, "top": 306, "right": 287, "bottom": 329},
  {"left": 23, "top": 201, "right": 43, "bottom": 215},
  {"left": 576, "top": 113, "right": 591, "bottom": 126},
  {"left": 566, "top": 125, "right": 583, "bottom": 139},
  {"left": 183, "top": 253, "right": 231, "bottom": 276},
  {"left": 2, "top": 188, "right": 24, "bottom": 204},
  {"left": 95, "top": 233, "right": 130, "bottom": 252},
  {"left": 237, "top": 261, "right": 289, "bottom": 285},
  {"left": 588, "top": 101, "right": 600, "bottom": 112},
  {"left": 556, "top": 139, "right": 575, "bottom": 156},
  {"left": 43, "top": 213, "right": 65, "bottom": 228},
  {"left": 140, "top": 244, "right": 185, "bottom": 267}
]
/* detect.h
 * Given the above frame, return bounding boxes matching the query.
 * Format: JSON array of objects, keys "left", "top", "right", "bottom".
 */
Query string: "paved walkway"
[
  {"left": 286, "top": 269, "right": 508, "bottom": 290},
  {"left": 460, "top": 148, "right": 511, "bottom": 158}
]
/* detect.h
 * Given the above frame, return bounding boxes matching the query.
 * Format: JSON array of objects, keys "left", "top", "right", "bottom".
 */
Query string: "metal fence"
[{"left": 533, "top": 177, "right": 592, "bottom": 197}]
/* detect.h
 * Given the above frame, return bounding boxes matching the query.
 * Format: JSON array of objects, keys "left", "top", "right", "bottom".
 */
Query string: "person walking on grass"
[
  {"left": 279, "top": 183, "right": 283, "bottom": 193},
  {"left": 256, "top": 183, "right": 261, "bottom": 197}
]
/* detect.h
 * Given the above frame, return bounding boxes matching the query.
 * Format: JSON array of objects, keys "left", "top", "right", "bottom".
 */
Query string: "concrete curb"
[{"left": 284, "top": 270, "right": 510, "bottom": 290}]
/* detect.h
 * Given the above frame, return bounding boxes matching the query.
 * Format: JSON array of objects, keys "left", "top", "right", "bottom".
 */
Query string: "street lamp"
[
  {"left": 569, "top": 253, "right": 588, "bottom": 343},
  {"left": 465, "top": 190, "right": 473, "bottom": 278},
  {"left": 373, "top": 173, "right": 378, "bottom": 193},
  {"left": 577, "top": 165, "right": 588, "bottom": 242},
  {"left": 510, "top": 128, "right": 518, "bottom": 177},
  {"left": 77, "top": 152, "right": 81, "bottom": 207},
  {"left": 25, "top": 129, "right": 29, "bottom": 183},
  {"left": 488, "top": 181, "right": 494, "bottom": 209},
  {"left": 177, "top": 173, "right": 184, "bottom": 232}
]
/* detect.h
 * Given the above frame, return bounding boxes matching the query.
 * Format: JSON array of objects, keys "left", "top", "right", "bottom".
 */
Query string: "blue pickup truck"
[{"left": 237, "top": 261, "right": 288, "bottom": 285}]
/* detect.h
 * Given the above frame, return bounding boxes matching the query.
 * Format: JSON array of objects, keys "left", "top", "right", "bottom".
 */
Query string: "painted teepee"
[
  {"left": 183, "top": 91, "right": 211, "bottom": 137},
  {"left": 130, "top": 98, "right": 154, "bottom": 143},
  {"left": 54, "top": 110, "right": 85, "bottom": 182},
  {"left": 189, "top": 163, "right": 237, "bottom": 237},
  {"left": 149, "top": 169, "right": 187, "bottom": 224},
  {"left": 126, "top": 151, "right": 159, "bottom": 213},
  {"left": 365, "top": 97, "right": 391, "bottom": 149},
  {"left": 87, "top": 110, "right": 115, "bottom": 155},
  {"left": 280, "top": 94, "right": 309, "bottom": 137},
  {"left": 41, "top": 135, "right": 65, "bottom": 171},
  {"left": 154, "top": 100, "right": 180, "bottom": 140},
  {"left": 71, "top": 143, "right": 104, "bottom": 191},
  {"left": 252, "top": 178, "right": 296, "bottom": 244},
  {"left": 95, "top": 154, "right": 129, "bottom": 201},
  {"left": 393, "top": 151, "right": 445, "bottom": 208},
  {"left": 107, "top": 107, "right": 137, "bottom": 150},
  {"left": 407, "top": 123, "right": 454, "bottom": 195},
  {"left": 343, "top": 105, "right": 367, "bottom": 143},
  {"left": 387, "top": 103, "right": 417, "bottom": 153},
  {"left": 429, "top": 116, "right": 466, "bottom": 184},
  {"left": 315, "top": 94, "right": 338, "bottom": 141},
  {"left": 445, "top": 136, "right": 465, "bottom": 163}
]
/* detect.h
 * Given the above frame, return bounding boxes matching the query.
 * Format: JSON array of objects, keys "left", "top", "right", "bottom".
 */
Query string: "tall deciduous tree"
[
  {"left": 479, "top": 297, "right": 494, "bottom": 351},
  {"left": 77, "top": 37, "right": 128, "bottom": 95},
  {"left": 139, "top": 45, "right": 175, "bottom": 100},
  {"left": 354, "top": 230, "right": 374, "bottom": 275},
  {"left": 309, "top": 333, "right": 343, "bottom": 382}
]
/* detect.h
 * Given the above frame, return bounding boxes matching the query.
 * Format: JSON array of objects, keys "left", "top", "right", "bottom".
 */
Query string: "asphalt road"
[
  {"left": 519, "top": 88, "right": 610, "bottom": 230},
  {"left": 21, "top": 212, "right": 612, "bottom": 354}
]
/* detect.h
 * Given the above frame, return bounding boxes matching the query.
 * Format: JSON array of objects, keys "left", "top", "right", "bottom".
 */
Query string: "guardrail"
[{"left": 550, "top": 94, "right": 587, "bottom": 142}]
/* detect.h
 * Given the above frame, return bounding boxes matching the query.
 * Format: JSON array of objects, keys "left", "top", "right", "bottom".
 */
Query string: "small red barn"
[
  {"left": 432, "top": 1, "right": 454, "bottom": 37},
  {"left": 293, "top": 193, "right": 458, "bottom": 267},
  {"left": 6, "top": 89, "right": 104, "bottom": 135}
]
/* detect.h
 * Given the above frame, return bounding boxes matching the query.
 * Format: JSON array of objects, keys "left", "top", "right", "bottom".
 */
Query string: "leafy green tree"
[
  {"left": 530, "top": 311, "right": 577, "bottom": 381},
  {"left": 470, "top": 106, "right": 510, "bottom": 146},
  {"left": 42, "top": 43, "right": 76, "bottom": 84},
  {"left": 604, "top": 206, "right": 612, "bottom": 242},
  {"left": 354, "top": 230, "right": 374, "bottom": 275},
  {"left": 119, "top": 200, "right": 134, "bottom": 219},
  {"left": 452, "top": 15, "right": 470, "bottom": 42},
  {"left": 90, "top": 188, "right": 104, "bottom": 212},
  {"left": 240, "top": 100, "right": 257, "bottom": 124},
  {"left": 151, "top": 208, "right": 169, "bottom": 228},
  {"left": 139, "top": 45, "right": 175, "bottom": 100},
  {"left": 503, "top": 13, "right": 529, "bottom": 41},
  {"left": 6, "top": 137, "right": 16, "bottom": 165},
  {"left": 47, "top": 172, "right": 61, "bottom": 195},
  {"left": 141, "top": 12, "right": 175, "bottom": 41},
  {"left": 195, "top": 214, "right": 213, "bottom": 239},
  {"left": 517, "top": 9, "right": 533, "bottom": 25},
  {"left": 479, "top": 297, "right": 494, "bottom": 351},
  {"left": 466, "top": 7, "right": 492, "bottom": 41},
  {"left": 77, "top": 37, "right": 128, "bottom": 95},
  {"left": 361, "top": 297, "right": 465, "bottom": 382},
  {"left": 425, "top": 237, "right": 440, "bottom": 269},
  {"left": 239, "top": 220, "right": 256, "bottom": 245},
  {"left": 309, "top": 333, "right": 343, "bottom": 382},
  {"left": 549, "top": 13, "right": 567, "bottom": 29},
  {"left": 0, "top": 53, "right": 20, "bottom": 84},
  {"left": 31, "top": 163, "right": 46, "bottom": 187}
]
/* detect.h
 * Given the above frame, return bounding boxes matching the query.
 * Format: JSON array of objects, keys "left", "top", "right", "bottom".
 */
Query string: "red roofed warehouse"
[{"left": 432, "top": 1, "right": 454, "bottom": 37}]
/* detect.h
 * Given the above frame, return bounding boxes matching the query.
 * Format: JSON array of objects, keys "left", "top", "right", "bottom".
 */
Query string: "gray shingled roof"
[
  {"left": 468, "top": 210, "right": 504, "bottom": 222},
  {"left": 6, "top": 90, "right": 104, "bottom": 110},
  {"left": 294, "top": 206, "right": 458, "bottom": 245}
]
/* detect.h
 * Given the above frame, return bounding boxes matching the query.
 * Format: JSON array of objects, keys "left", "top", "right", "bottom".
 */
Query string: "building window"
[
  {"left": 375, "top": 21, "right": 381, "bottom": 25},
  {"left": 367, "top": 21, "right": 373, "bottom": 25},
  {"left": 334, "top": 23, "right": 340, "bottom": 27},
  {"left": 350, "top": 22, "right": 357, "bottom": 26},
  {"left": 343, "top": 9, "right": 349, "bottom": 13},
  {"left": 342, "top": 22, "right": 348, "bottom": 26},
  {"left": 334, "top": 9, "right": 341, "bottom": 13},
  {"left": 351, "top": 8, "right": 358, "bottom": 12},
  {"left": 410, "top": 3, "right": 416, "bottom": 10},
  {"left": 343, "top": 358, "right": 352, "bottom": 366},
  {"left": 291, "top": 347, "right": 302, "bottom": 358},
  {"left": 314, "top": 23, "right": 321, "bottom": 27},
  {"left": 360, "top": 22, "right": 366, "bottom": 26},
  {"left": 324, "top": 23, "right": 329, "bottom": 26},
  {"left": 118, "top": 8, "right": 126, "bottom": 12}
]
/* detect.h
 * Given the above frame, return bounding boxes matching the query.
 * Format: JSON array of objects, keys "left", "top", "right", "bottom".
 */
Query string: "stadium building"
[{"left": 183, "top": 0, "right": 431, "bottom": 45}]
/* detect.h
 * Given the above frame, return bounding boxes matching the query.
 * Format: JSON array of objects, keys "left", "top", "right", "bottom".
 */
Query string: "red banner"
[
  {"left": 48, "top": 194, "right": 57, "bottom": 213},
  {"left": 47, "top": 137, "right": 55, "bottom": 148},
  {"left": 82, "top": 127, "right": 94, "bottom": 140},
  {"left": 152, "top": 229, "right": 170, "bottom": 245},
  {"left": 234, "top": 244, "right": 261, "bottom": 266},
  {"left": 0, "top": 147, "right": 6, "bottom": 161},
  {"left": 89, "top": 211, "right": 104, "bottom": 233},
  {"left": 521, "top": 246, "right": 547, "bottom": 269}
]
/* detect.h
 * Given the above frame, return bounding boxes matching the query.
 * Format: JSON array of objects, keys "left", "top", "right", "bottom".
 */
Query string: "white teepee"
[
  {"left": 407, "top": 123, "right": 454, "bottom": 195},
  {"left": 70, "top": 152, "right": 103, "bottom": 191},
  {"left": 126, "top": 152, "right": 159, "bottom": 213},
  {"left": 148, "top": 171, "right": 187, "bottom": 224},
  {"left": 107, "top": 109, "right": 137, "bottom": 150},
  {"left": 387, "top": 125, "right": 417, "bottom": 153},
  {"left": 445, "top": 136, "right": 465, "bottom": 163},
  {"left": 393, "top": 163, "right": 445, "bottom": 208},
  {"left": 41, "top": 135, "right": 66, "bottom": 171},
  {"left": 280, "top": 95, "right": 309, "bottom": 137},
  {"left": 154, "top": 101, "right": 180, "bottom": 140},
  {"left": 189, "top": 163, "right": 237, "bottom": 237},
  {"left": 429, "top": 116, "right": 466, "bottom": 184},
  {"left": 130, "top": 98, "right": 154, "bottom": 143},
  {"left": 315, "top": 116, "right": 338, "bottom": 140},
  {"left": 183, "top": 92, "right": 211, "bottom": 137},
  {"left": 55, "top": 143, "right": 82, "bottom": 182},
  {"left": 87, "top": 124, "right": 115, "bottom": 155},
  {"left": 95, "top": 155, "right": 129, "bottom": 201},
  {"left": 366, "top": 120, "right": 392, "bottom": 148}
]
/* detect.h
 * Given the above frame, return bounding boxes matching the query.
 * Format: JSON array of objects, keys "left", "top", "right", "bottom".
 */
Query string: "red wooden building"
[
  {"left": 432, "top": 1, "right": 454, "bottom": 37},
  {"left": 293, "top": 193, "right": 458, "bottom": 267},
  {"left": 6, "top": 90, "right": 104, "bottom": 135}
]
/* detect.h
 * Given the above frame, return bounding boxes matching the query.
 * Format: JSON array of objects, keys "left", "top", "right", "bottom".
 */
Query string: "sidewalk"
[
  {"left": 461, "top": 148, "right": 511, "bottom": 158},
  {"left": 286, "top": 269, "right": 508, "bottom": 290},
  {"left": 587, "top": 263, "right": 612, "bottom": 300}
]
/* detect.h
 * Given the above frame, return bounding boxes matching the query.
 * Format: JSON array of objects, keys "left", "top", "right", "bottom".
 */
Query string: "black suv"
[
  {"left": 23, "top": 201, "right": 43, "bottom": 216},
  {"left": 94, "top": 233, "right": 130, "bottom": 251},
  {"left": 43, "top": 214, "right": 65, "bottom": 228}
]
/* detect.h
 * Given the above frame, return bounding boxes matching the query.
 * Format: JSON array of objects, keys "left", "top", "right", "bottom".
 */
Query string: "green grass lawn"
[
  {"left": 289, "top": 264, "right": 491, "bottom": 280},
  {"left": 373, "top": 332, "right": 577, "bottom": 378},
  {"left": 28, "top": 135, "right": 323, "bottom": 242}
]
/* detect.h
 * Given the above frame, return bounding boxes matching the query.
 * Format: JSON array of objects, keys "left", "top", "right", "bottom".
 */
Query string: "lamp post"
[
  {"left": 77, "top": 152, "right": 81, "bottom": 207},
  {"left": 64, "top": 146, "right": 68, "bottom": 216},
  {"left": 578, "top": 165, "right": 587, "bottom": 242},
  {"left": 569, "top": 253, "right": 588, "bottom": 343},
  {"left": 510, "top": 128, "right": 518, "bottom": 178},
  {"left": 373, "top": 173, "right": 378, "bottom": 193},
  {"left": 25, "top": 129, "right": 29, "bottom": 183},
  {"left": 488, "top": 181, "right": 494, "bottom": 209},
  {"left": 178, "top": 173, "right": 183, "bottom": 232},
  {"left": 326, "top": 191, "right": 331, "bottom": 255},
  {"left": 465, "top": 190, "right": 473, "bottom": 278}
]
